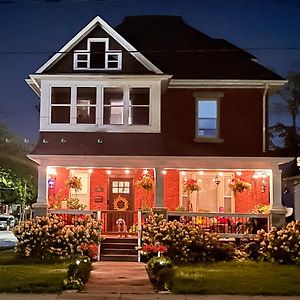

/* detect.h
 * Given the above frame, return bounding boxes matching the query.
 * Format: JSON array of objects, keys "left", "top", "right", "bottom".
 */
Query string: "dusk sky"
[{"left": 1, "top": 0, "right": 300, "bottom": 143}]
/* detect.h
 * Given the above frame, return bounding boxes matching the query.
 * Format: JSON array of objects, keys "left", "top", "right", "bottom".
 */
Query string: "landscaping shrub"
[
  {"left": 147, "top": 256, "right": 173, "bottom": 280},
  {"left": 142, "top": 214, "right": 236, "bottom": 263},
  {"left": 14, "top": 214, "right": 102, "bottom": 260},
  {"left": 63, "top": 255, "right": 92, "bottom": 290},
  {"left": 257, "top": 221, "right": 300, "bottom": 264}
]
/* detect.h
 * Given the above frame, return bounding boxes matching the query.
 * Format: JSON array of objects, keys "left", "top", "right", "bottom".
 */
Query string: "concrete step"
[
  {"left": 102, "top": 242, "right": 137, "bottom": 249},
  {"left": 103, "top": 237, "right": 138, "bottom": 244},
  {"left": 100, "top": 254, "right": 138, "bottom": 262},
  {"left": 102, "top": 248, "right": 137, "bottom": 255}
]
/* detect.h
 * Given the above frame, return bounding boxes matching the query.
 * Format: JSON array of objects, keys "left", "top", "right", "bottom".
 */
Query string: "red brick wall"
[
  {"left": 164, "top": 170, "right": 180, "bottom": 210},
  {"left": 89, "top": 169, "right": 108, "bottom": 211},
  {"left": 234, "top": 171, "right": 270, "bottom": 213}
]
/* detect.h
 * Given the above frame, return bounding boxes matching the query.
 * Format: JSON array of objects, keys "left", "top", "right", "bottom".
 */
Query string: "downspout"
[{"left": 262, "top": 83, "right": 269, "bottom": 153}]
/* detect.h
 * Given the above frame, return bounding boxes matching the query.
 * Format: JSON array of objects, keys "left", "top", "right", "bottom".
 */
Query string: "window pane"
[
  {"left": 90, "top": 42, "right": 105, "bottom": 68},
  {"left": 51, "top": 107, "right": 70, "bottom": 123},
  {"left": 104, "top": 88, "right": 123, "bottom": 105},
  {"left": 77, "top": 106, "right": 96, "bottom": 124},
  {"left": 77, "top": 54, "right": 88, "bottom": 60},
  {"left": 51, "top": 87, "right": 71, "bottom": 104},
  {"left": 107, "top": 54, "right": 119, "bottom": 61},
  {"left": 129, "top": 107, "right": 149, "bottom": 125},
  {"left": 77, "top": 87, "right": 96, "bottom": 105},
  {"left": 112, "top": 182, "right": 118, "bottom": 187},
  {"left": 107, "top": 61, "right": 119, "bottom": 69},
  {"left": 198, "top": 119, "right": 216, "bottom": 129},
  {"left": 130, "top": 88, "right": 150, "bottom": 105},
  {"left": 104, "top": 106, "right": 123, "bottom": 125},
  {"left": 198, "top": 129, "right": 217, "bottom": 137},
  {"left": 77, "top": 62, "right": 88, "bottom": 68},
  {"left": 198, "top": 100, "right": 217, "bottom": 118}
]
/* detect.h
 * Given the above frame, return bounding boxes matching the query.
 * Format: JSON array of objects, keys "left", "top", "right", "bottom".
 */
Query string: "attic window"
[{"left": 74, "top": 38, "right": 122, "bottom": 71}]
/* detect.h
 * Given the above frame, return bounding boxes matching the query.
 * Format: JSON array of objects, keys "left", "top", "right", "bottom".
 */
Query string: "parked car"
[{"left": 0, "top": 215, "right": 15, "bottom": 230}]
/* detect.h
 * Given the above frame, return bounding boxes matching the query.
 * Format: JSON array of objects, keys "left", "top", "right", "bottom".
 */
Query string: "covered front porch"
[{"left": 29, "top": 155, "right": 291, "bottom": 230}]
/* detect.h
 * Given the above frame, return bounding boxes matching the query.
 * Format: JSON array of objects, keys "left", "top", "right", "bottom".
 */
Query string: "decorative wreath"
[{"left": 113, "top": 195, "right": 129, "bottom": 211}]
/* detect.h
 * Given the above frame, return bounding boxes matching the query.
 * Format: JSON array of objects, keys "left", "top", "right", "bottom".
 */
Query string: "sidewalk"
[{"left": 0, "top": 261, "right": 300, "bottom": 299}]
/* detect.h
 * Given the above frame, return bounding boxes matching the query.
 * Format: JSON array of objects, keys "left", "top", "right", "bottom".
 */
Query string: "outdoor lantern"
[{"left": 214, "top": 175, "right": 221, "bottom": 185}]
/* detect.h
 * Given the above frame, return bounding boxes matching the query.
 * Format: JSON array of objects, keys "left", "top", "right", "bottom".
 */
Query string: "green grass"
[
  {"left": 0, "top": 250, "right": 68, "bottom": 293},
  {"left": 168, "top": 261, "right": 300, "bottom": 295}
]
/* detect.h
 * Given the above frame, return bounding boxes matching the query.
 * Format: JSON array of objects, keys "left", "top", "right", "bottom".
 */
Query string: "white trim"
[
  {"left": 36, "top": 16, "right": 162, "bottom": 74},
  {"left": 169, "top": 79, "right": 287, "bottom": 89},
  {"left": 26, "top": 74, "right": 172, "bottom": 95},
  {"left": 27, "top": 155, "right": 292, "bottom": 169}
]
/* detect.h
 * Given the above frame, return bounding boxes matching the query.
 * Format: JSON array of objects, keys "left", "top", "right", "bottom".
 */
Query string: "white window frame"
[
  {"left": 74, "top": 38, "right": 122, "bottom": 71},
  {"left": 40, "top": 79, "right": 161, "bottom": 133},
  {"left": 193, "top": 92, "right": 224, "bottom": 143}
]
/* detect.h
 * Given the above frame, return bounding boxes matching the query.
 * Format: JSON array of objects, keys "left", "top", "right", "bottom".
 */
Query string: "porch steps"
[{"left": 100, "top": 237, "right": 138, "bottom": 262}]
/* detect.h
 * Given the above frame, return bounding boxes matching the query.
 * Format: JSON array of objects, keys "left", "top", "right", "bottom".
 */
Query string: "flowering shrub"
[
  {"left": 136, "top": 174, "right": 154, "bottom": 191},
  {"left": 183, "top": 178, "right": 201, "bottom": 193},
  {"left": 65, "top": 176, "right": 82, "bottom": 192},
  {"left": 257, "top": 221, "right": 300, "bottom": 264},
  {"left": 229, "top": 178, "right": 251, "bottom": 193},
  {"left": 142, "top": 214, "right": 236, "bottom": 263},
  {"left": 252, "top": 204, "right": 269, "bottom": 214},
  {"left": 52, "top": 197, "right": 87, "bottom": 210},
  {"left": 14, "top": 214, "right": 101, "bottom": 259}
]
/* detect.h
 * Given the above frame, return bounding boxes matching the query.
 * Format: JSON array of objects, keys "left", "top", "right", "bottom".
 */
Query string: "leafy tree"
[
  {"left": 0, "top": 124, "right": 37, "bottom": 205},
  {"left": 0, "top": 167, "right": 36, "bottom": 205},
  {"left": 268, "top": 73, "right": 300, "bottom": 156}
]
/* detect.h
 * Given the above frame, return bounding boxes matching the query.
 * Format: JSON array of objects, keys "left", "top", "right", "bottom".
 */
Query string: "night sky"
[{"left": 1, "top": 0, "right": 300, "bottom": 143}]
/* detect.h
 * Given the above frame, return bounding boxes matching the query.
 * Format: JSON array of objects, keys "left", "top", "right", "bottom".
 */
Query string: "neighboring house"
[{"left": 27, "top": 15, "right": 289, "bottom": 231}]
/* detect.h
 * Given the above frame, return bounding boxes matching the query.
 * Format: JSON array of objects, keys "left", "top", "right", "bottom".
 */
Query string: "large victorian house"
[{"left": 27, "top": 15, "right": 289, "bottom": 231}]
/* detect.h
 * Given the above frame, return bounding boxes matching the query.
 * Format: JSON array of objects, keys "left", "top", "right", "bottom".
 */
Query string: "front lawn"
[
  {"left": 168, "top": 261, "right": 300, "bottom": 295},
  {"left": 0, "top": 250, "right": 68, "bottom": 293}
]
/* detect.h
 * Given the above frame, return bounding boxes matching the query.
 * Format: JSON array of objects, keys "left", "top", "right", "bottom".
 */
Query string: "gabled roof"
[
  {"left": 115, "top": 15, "right": 284, "bottom": 80},
  {"left": 36, "top": 16, "right": 162, "bottom": 74}
]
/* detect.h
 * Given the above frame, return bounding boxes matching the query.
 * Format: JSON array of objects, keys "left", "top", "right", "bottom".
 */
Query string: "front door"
[{"left": 107, "top": 178, "right": 134, "bottom": 232}]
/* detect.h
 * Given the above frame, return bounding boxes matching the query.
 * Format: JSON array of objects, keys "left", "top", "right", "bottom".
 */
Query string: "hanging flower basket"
[
  {"left": 136, "top": 174, "right": 154, "bottom": 191},
  {"left": 113, "top": 195, "right": 129, "bottom": 211},
  {"left": 183, "top": 178, "right": 201, "bottom": 194},
  {"left": 229, "top": 178, "right": 251, "bottom": 193},
  {"left": 64, "top": 176, "right": 82, "bottom": 192}
]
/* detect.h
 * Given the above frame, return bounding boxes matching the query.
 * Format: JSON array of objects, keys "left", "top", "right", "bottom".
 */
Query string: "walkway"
[{"left": 85, "top": 261, "right": 154, "bottom": 294}]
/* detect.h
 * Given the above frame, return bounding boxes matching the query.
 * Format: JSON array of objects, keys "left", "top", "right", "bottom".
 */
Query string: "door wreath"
[{"left": 113, "top": 195, "right": 129, "bottom": 211}]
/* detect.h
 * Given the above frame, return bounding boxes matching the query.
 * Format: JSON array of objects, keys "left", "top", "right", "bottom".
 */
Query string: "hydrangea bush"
[
  {"left": 142, "top": 214, "right": 236, "bottom": 263},
  {"left": 257, "top": 221, "right": 300, "bottom": 264},
  {"left": 14, "top": 214, "right": 101, "bottom": 259}
]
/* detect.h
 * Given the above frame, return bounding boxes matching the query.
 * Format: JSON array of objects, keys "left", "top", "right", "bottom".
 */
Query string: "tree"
[
  {"left": 0, "top": 167, "right": 36, "bottom": 205},
  {"left": 0, "top": 124, "right": 37, "bottom": 205},
  {"left": 268, "top": 73, "right": 300, "bottom": 156}
]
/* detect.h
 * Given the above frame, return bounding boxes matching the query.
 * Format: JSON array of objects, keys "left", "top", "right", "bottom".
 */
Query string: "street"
[{"left": 0, "top": 230, "right": 17, "bottom": 248}]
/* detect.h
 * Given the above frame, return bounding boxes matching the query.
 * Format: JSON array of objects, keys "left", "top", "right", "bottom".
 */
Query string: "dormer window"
[{"left": 74, "top": 38, "right": 122, "bottom": 71}]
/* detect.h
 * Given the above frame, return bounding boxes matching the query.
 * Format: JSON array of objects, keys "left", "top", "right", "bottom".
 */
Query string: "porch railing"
[
  {"left": 48, "top": 209, "right": 99, "bottom": 223},
  {"left": 99, "top": 210, "right": 138, "bottom": 233},
  {"left": 166, "top": 211, "right": 270, "bottom": 238}
]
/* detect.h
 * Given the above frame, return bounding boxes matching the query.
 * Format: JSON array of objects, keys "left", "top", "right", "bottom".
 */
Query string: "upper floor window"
[
  {"left": 42, "top": 80, "right": 160, "bottom": 133},
  {"left": 51, "top": 87, "right": 71, "bottom": 123},
  {"left": 194, "top": 93, "right": 223, "bottom": 143},
  {"left": 197, "top": 100, "right": 217, "bottom": 137},
  {"left": 74, "top": 38, "right": 122, "bottom": 71},
  {"left": 77, "top": 87, "right": 96, "bottom": 124}
]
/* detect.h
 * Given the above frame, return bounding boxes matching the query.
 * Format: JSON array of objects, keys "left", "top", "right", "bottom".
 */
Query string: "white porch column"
[
  {"left": 32, "top": 164, "right": 49, "bottom": 216},
  {"left": 154, "top": 168, "right": 165, "bottom": 207},
  {"left": 270, "top": 169, "right": 286, "bottom": 228}
]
